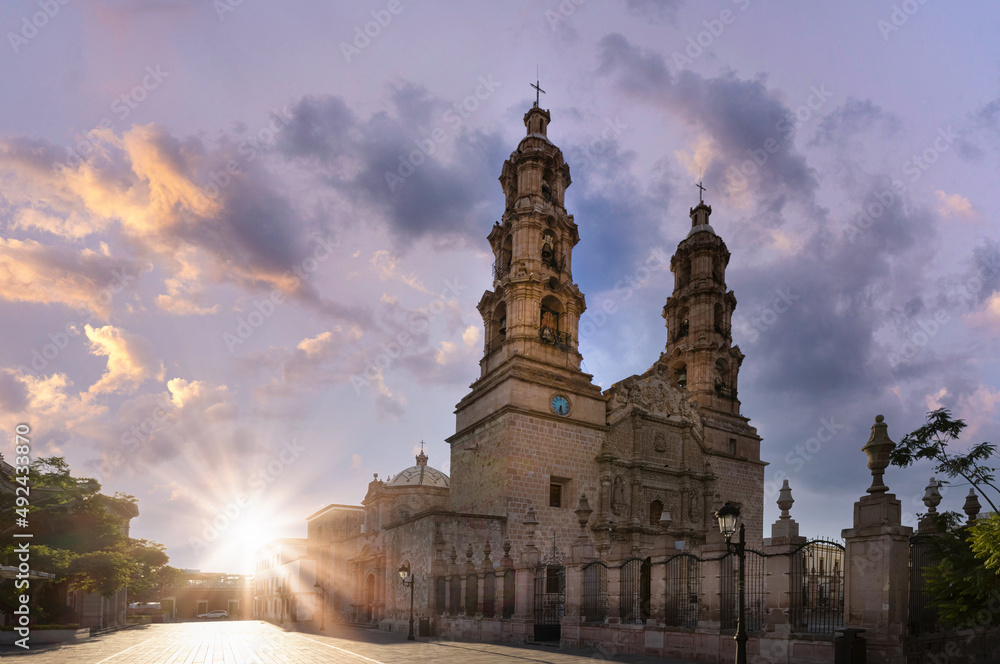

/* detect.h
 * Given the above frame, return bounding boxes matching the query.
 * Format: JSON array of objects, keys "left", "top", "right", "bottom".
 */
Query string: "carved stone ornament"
[{"left": 611, "top": 476, "right": 628, "bottom": 516}]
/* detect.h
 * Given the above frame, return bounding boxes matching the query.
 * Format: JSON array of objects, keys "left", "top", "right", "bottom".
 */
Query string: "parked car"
[{"left": 197, "top": 610, "right": 229, "bottom": 620}]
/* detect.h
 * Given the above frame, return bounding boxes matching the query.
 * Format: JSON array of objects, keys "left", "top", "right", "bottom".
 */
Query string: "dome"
[{"left": 387, "top": 451, "right": 449, "bottom": 488}]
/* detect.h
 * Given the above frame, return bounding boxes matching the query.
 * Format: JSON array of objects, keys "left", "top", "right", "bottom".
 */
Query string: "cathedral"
[{"left": 275, "top": 100, "right": 766, "bottom": 646}]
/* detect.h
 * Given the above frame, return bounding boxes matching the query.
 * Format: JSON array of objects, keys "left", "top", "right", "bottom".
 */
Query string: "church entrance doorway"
[
  {"left": 533, "top": 564, "right": 565, "bottom": 641},
  {"left": 363, "top": 574, "right": 375, "bottom": 622}
]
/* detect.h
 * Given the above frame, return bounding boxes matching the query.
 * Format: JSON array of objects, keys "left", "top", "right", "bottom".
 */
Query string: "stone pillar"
[
  {"left": 763, "top": 481, "right": 806, "bottom": 639},
  {"left": 842, "top": 415, "right": 913, "bottom": 664}
]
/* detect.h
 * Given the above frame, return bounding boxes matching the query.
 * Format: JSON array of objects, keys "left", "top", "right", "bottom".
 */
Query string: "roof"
[{"left": 387, "top": 451, "right": 449, "bottom": 488}]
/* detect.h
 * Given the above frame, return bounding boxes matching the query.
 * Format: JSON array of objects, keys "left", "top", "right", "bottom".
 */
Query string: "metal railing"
[
  {"left": 716, "top": 384, "right": 738, "bottom": 401},
  {"left": 664, "top": 554, "right": 701, "bottom": 628},
  {"left": 908, "top": 535, "right": 940, "bottom": 635},
  {"left": 789, "top": 539, "right": 845, "bottom": 634},
  {"left": 581, "top": 563, "right": 608, "bottom": 623},
  {"left": 539, "top": 327, "right": 573, "bottom": 350}
]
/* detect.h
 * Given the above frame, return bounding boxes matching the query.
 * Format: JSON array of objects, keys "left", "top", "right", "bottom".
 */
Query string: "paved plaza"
[{"left": 0, "top": 621, "right": 702, "bottom": 663}]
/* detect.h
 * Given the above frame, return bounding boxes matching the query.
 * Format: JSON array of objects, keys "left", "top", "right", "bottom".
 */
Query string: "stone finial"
[
  {"left": 862, "top": 414, "right": 896, "bottom": 494},
  {"left": 502, "top": 540, "right": 512, "bottom": 562},
  {"left": 575, "top": 493, "right": 593, "bottom": 531},
  {"left": 449, "top": 545, "right": 458, "bottom": 565},
  {"left": 523, "top": 505, "right": 539, "bottom": 541},
  {"left": 922, "top": 478, "right": 942, "bottom": 515},
  {"left": 964, "top": 489, "right": 982, "bottom": 525},
  {"left": 777, "top": 479, "right": 794, "bottom": 519},
  {"left": 483, "top": 539, "right": 492, "bottom": 562},
  {"left": 465, "top": 542, "right": 474, "bottom": 562}
]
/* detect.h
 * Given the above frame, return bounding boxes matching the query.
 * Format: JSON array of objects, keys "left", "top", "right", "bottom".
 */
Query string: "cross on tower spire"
[
  {"left": 530, "top": 77, "right": 545, "bottom": 107},
  {"left": 696, "top": 180, "right": 707, "bottom": 203}
]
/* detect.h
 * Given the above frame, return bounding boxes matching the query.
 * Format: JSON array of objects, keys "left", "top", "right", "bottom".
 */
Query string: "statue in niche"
[
  {"left": 611, "top": 476, "right": 628, "bottom": 516},
  {"left": 689, "top": 493, "right": 702, "bottom": 524}
]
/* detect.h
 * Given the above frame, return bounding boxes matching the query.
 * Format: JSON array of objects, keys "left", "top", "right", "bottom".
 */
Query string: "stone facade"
[{"left": 286, "top": 103, "right": 770, "bottom": 653}]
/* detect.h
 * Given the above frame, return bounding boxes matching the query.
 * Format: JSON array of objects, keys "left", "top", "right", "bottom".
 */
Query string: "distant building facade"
[
  {"left": 251, "top": 538, "right": 315, "bottom": 624},
  {"left": 159, "top": 572, "right": 252, "bottom": 621}
]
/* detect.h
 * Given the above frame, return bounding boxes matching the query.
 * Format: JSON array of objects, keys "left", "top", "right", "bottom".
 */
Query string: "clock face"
[{"left": 550, "top": 395, "right": 570, "bottom": 416}]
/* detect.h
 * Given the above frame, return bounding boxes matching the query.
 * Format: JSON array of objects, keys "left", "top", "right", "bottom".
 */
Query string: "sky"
[{"left": 1, "top": 0, "right": 999, "bottom": 574}]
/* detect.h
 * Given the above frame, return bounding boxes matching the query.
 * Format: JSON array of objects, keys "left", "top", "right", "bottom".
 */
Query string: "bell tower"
[
  {"left": 448, "top": 104, "right": 605, "bottom": 537},
  {"left": 661, "top": 201, "right": 745, "bottom": 415},
  {"left": 478, "top": 104, "right": 586, "bottom": 377}
]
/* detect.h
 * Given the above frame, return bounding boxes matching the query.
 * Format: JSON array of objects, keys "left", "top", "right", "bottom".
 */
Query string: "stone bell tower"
[
  {"left": 478, "top": 104, "right": 587, "bottom": 376},
  {"left": 658, "top": 199, "right": 764, "bottom": 537},
  {"left": 447, "top": 104, "right": 604, "bottom": 549},
  {"left": 661, "top": 201, "right": 744, "bottom": 416}
]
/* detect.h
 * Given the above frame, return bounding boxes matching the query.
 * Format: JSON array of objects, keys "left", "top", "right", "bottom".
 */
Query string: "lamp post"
[
  {"left": 714, "top": 501, "right": 747, "bottom": 664},
  {"left": 398, "top": 562, "right": 416, "bottom": 641},
  {"left": 313, "top": 582, "right": 326, "bottom": 631}
]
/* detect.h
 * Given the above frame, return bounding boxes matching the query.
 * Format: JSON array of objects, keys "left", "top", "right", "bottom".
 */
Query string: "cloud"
[
  {"left": 276, "top": 85, "right": 507, "bottom": 247},
  {"left": 935, "top": 190, "right": 977, "bottom": 219},
  {"left": 0, "top": 238, "right": 144, "bottom": 318},
  {"left": 84, "top": 324, "right": 165, "bottom": 395},
  {"left": 810, "top": 97, "right": 900, "bottom": 147},
  {"left": 0, "top": 123, "right": 360, "bottom": 321},
  {"left": 596, "top": 33, "right": 822, "bottom": 228}
]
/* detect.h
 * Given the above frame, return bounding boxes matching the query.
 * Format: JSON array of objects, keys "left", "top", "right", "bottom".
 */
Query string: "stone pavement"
[{"left": 0, "top": 621, "right": 703, "bottom": 663}]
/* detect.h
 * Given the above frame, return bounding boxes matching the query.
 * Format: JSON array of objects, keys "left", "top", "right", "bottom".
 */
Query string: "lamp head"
[
  {"left": 714, "top": 502, "right": 740, "bottom": 539},
  {"left": 398, "top": 562, "right": 410, "bottom": 580},
  {"left": 658, "top": 510, "right": 672, "bottom": 530}
]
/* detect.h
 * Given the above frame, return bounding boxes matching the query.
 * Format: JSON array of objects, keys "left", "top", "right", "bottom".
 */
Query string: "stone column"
[
  {"left": 842, "top": 415, "right": 912, "bottom": 664},
  {"left": 762, "top": 480, "right": 806, "bottom": 648}
]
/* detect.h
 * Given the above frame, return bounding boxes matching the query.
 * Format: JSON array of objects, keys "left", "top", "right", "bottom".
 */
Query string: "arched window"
[
  {"left": 491, "top": 302, "right": 507, "bottom": 352},
  {"left": 673, "top": 362, "right": 687, "bottom": 389},
  {"left": 649, "top": 499, "right": 664, "bottom": 526},
  {"left": 675, "top": 308, "right": 689, "bottom": 341},
  {"left": 540, "top": 295, "right": 565, "bottom": 346}
]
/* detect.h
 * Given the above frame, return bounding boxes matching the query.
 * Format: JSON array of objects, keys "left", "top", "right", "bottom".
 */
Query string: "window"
[
  {"left": 549, "top": 483, "right": 562, "bottom": 508},
  {"left": 649, "top": 500, "right": 664, "bottom": 526},
  {"left": 729, "top": 438, "right": 737, "bottom": 455}
]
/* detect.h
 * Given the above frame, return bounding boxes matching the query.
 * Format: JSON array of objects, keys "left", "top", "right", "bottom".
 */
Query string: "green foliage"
[
  {"left": 70, "top": 550, "right": 136, "bottom": 598},
  {"left": 921, "top": 518, "right": 1000, "bottom": 628},
  {"left": 894, "top": 410, "right": 1000, "bottom": 628},
  {"left": 890, "top": 408, "right": 998, "bottom": 512},
  {"left": 1, "top": 456, "right": 175, "bottom": 617}
]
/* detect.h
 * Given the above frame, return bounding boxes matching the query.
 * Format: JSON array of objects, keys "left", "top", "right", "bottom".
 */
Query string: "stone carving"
[
  {"left": 689, "top": 493, "right": 702, "bottom": 524},
  {"left": 605, "top": 368, "right": 700, "bottom": 425},
  {"left": 611, "top": 476, "right": 628, "bottom": 516},
  {"left": 654, "top": 434, "right": 667, "bottom": 453}
]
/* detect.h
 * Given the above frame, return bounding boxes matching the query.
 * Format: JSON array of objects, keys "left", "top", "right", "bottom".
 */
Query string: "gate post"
[{"left": 842, "top": 415, "right": 912, "bottom": 664}]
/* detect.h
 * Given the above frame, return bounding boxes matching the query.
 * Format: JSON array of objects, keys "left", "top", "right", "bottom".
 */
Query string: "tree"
[
  {"left": 890, "top": 408, "right": 998, "bottom": 511},
  {"left": 890, "top": 408, "right": 1000, "bottom": 627},
  {"left": 0, "top": 456, "right": 175, "bottom": 623}
]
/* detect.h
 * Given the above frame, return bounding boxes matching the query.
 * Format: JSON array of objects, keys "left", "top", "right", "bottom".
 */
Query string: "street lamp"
[
  {"left": 714, "top": 501, "right": 747, "bottom": 664},
  {"left": 397, "top": 562, "right": 416, "bottom": 641},
  {"left": 313, "top": 582, "right": 326, "bottom": 631}
]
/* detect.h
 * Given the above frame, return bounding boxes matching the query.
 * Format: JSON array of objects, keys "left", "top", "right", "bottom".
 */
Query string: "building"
[
  {"left": 251, "top": 538, "right": 316, "bottom": 624},
  {"left": 296, "top": 100, "right": 766, "bottom": 646},
  {"left": 158, "top": 572, "right": 252, "bottom": 621}
]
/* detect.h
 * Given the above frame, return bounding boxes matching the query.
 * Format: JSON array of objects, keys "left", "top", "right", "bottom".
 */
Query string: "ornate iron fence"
[
  {"left": 664, "top": 554, "right": 701, "bottom": 628},
  {"left": 908, "top": 534, "right": 940, "bottom": 635},
  {"left": 581, "top": 562, "right": 608, "bottom": 623},
  {"left": 720, "top": 549, "right": 767, "bottom": 631},
  {"left": 620, "top": 558, "right": 652, "bottom": 624},
  {"left": 789, "top": 539, "right": 845, "bottom": 634}
]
